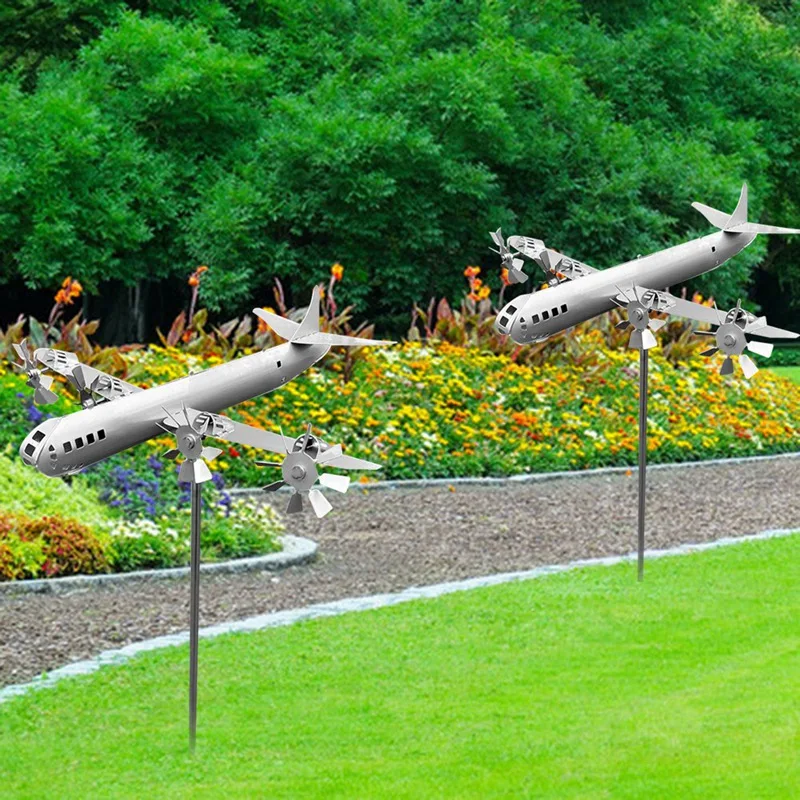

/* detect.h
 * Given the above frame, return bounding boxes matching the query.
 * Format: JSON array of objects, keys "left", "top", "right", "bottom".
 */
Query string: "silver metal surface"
[
  {"left": 638, "top": 349, "right": 648, "bottom": 582},
  {"left": 189, "top": 480, "right": 202, "bottom": 752}
]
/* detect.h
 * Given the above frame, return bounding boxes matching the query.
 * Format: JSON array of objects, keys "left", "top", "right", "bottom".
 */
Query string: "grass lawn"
[
  {"left": 772, "top": 365, "right": 800, "bottom": 385},
  {"left": 1, "top": 535, "right": 798, "bottom": 799}
]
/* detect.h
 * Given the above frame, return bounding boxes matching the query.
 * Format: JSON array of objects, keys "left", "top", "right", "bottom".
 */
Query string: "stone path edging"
[
  {"left": 1, "top": 526, "right": 795, "bottom": 706},
  {"left": 229, "top": 451, "right": 800, "bottom": 495},
  {"left": 0, "top": 535, "right": 317, "bottom": 597}
]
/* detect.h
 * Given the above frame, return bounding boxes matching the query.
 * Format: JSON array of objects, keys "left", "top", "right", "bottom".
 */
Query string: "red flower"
[{"left": 228, "top": 447, "right": 240, "bottom": 458}]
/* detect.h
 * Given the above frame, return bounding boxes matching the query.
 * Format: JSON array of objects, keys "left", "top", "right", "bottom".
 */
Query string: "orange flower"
[
  {"left": 464, "top": 266, "right": 481, "bottom": 278},
  {"left": 54, "top": 276, "right": 83, "bottom": 306},
  {"left": 188, "top": 265, "right": 208, "bottom": 287},
  {"left": 501, "top": 267, "right": 510, "bottom": 287},
  {"left": 331, "top": 263, "right": 344, "bottom": 281},
  {"left": 181, "top": 330, "right": 192, "bottom": 343}
]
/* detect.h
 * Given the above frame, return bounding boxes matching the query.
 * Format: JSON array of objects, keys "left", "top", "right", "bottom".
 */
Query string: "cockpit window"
[
  {"left": 499, "top": 315, "right": 509, "bottom": 327},
  {"left": 507, "top": 305, "right": 517, "bottom": 314},
  {"left": 24, "top": 443, "right": 36, "bottom": 457},
  {"left": 32, "top": 431, "right": 45, "bottom": 442}
]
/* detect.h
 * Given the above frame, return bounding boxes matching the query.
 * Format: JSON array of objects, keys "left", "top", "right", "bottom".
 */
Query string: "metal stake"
[
  {"left": 189, "top": 480, "right": 202, "bottom": 751},
  {"left": 637, "top": 348, "right": 649, "bottom": 582}
]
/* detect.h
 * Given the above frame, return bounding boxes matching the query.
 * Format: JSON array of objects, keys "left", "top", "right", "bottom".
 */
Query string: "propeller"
[
  {"left": 71, "top": 365, "right": 101, "bottom": 408},
  {"left": 160, "top": 405, "right": 223, "bottom": 484},
  {"left": 256, "top": 423, "right": 380, "bottom": 518},
  {"left": 612, "top": 287, "right": 666, "bottom": 351},
  {"left": 698, "top": 300, "right": 774, "bottom": 379},
  {"left": 11, "top": 339, "right": 58, "bottom": 405},
  {"left": 489, "top": 229, "right": 528, "bottom": 284}
]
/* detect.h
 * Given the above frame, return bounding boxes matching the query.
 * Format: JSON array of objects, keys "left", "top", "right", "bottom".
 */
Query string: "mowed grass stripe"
[{"left": 1, "top": 534, "right": 798, "bottom": 799}]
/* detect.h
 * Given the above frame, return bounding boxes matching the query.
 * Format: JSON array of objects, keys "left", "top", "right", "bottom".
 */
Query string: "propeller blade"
[
  {"left": 34, "top": 386, "right": 58, "bottom": 405},
  {"left": 629, "top": 330, "right": 643, "bottom": 350},
  {"left": 308, "top": 488, "right": 333, "bottom": 518},
  {"left": 319, "top": 473, "right": 350, "bottom": 493},
  {"left": 178, "top": 460, "right": 194, "bottom": 483},
  {"left": 299, "top": 421, "right": 313, "bottom": 452},
  {"left": 193, "top": 459, "right": 213, "bottom": 484},
  {"left": 163, "top": 449, "right": 180, "bottom": 460},
  {"left": 316, "top": 444, "right": 343, "bottom": 465},
  {"left": 615, "top": 319, "right": 631, "bottom": 330},
  {"left": 508, "top": 268, "right": 527, "bottom": 285},
  {"left": 262, "top": 480, "right": 286, "bottom": 492},
  {"left": 648, "top": 318, "right": 667, "bottom": 332},
  {"left": 746, "top": 340, "right": 773, "bottom": 358},
  {"left": 720, "top": 356, "right": 735, "bottom": 376},
  {"left": 201, "top": 446, "right": 223, "bottom": 462},
  {"left": 322, "top": 454, "right": 381, "bottom": 471},
  {"left": 700, "top": 347, "right": 719, "bottom": 357},
  {"left": 254, "top": 461, "right": 283, "bottom": 467},
  {"left": 72, "top": 365, "right": 88, "bottom": 391},
  {"left": 39, "top": 374, "right": 54, "bottom": 391},
  {"left": 640, "top": 329, "right": 658, "bottom": 350},
  {"left": 739, "top": 353, "right": 758, "bottom": 380},
  {"left": 489, "top": 229, "right": 503, "bottom": 246},
  {"left": 286, "top": 491, "right": 304, "bottom": 514}
]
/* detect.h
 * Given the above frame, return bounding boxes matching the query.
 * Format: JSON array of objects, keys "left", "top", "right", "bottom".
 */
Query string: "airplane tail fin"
[
  {"left": 692, "top": 183, "right": 800, "bottom": 235},
  {"left": 252, "top": 286, "right": 394, "bottom": 348}
]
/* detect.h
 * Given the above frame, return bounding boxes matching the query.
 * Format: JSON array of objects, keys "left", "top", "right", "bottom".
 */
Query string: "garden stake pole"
[
  {"left": 189, "top": 479, "right": 202, "bottom": 752},
  {"left": 637, "top": 347, "right": 649, "bottom": 582}
]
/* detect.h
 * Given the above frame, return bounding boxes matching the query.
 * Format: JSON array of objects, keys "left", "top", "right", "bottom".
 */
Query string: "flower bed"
[{"left": 113, "top": 337, "right": 800, "bottom": 482}]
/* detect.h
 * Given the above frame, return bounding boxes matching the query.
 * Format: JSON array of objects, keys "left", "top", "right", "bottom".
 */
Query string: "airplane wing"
[
  {"left": 35, "top": 348, "right": 144, "bottom": 402},
  {"left": 621, "top": 287, "right": 799, "bottom": 339},
  {"left": 160, "top": 406, "right": 294, "bottom": 455},
  {"left": 507, "top": 236, "right": 598, "bottom": 282}
]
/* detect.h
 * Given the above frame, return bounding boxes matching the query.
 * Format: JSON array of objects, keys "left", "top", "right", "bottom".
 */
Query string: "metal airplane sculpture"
[
  {"left": 14, "top": 286, "right": 390, "bottom": 517},
  {"left": 491, "top": 183, "right": 799, "bottom": 375}
]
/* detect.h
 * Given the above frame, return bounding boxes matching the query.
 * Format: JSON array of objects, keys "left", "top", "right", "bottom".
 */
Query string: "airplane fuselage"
[
  {"left": 20, "top": 341, "right": 329, "bottom": 477},
  {"left": 495, "top": 230, "right": 756, "bottom": 344}
]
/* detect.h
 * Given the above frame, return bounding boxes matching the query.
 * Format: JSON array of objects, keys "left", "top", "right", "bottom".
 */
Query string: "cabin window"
[
  {"left": 87, "top": 433, "right": 95, "bottom": 445},
  {"left": 561, "top": 304, "right": 568, "bottom": 313},
  {"left": 277, "top": 360, "right": 282, "bottom": 368},
  {"left": 24, "top": 443, "right": 36, "bottom": 457},
  {"left": 75, "top": 437, "right": 84, "bottom": 449},
  {"left": 32, "top": 431, "right": 45, "bottom": 442},
  {"left": 98, "top": 429, "right": 106, "bottom": 441},
  {"left": 542, "top": 310, "right": 549, "bottom": 320},
  {"left": 64, "top": 442, "right": 72, "bottom": 453},
  {"left": 552, "top": 307, "right": 559, "bottom": 317},
  {"left": 531, "top": 314, "right": 540, "bottom": 324},
  {"left": 711, "top": 246, "right": 716, "bottom": 252}
]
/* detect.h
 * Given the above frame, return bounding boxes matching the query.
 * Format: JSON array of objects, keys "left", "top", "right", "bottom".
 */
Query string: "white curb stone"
[{"left": 0, "top": 526, "right": 796, "bottom": 706}]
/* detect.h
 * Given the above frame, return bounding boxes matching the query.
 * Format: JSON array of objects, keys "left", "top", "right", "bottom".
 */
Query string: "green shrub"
[
  {"left": 770, "top": 346, "right": 800, "bottom": 367},
  {"left": 0, "top": 454, "right": 119, "bottom": 534},
  {"left": 18, "top": 516, "right": 108, "bottom": 578}
]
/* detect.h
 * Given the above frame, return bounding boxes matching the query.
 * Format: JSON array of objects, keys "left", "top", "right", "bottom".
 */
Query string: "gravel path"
[{"left": 2, "top": 457, "right": 798, "bottom": 688}]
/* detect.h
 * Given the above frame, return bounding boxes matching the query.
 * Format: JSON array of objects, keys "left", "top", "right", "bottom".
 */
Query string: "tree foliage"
[{"left": 1, "top": 0, "right": 799, "bottom": 334}]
